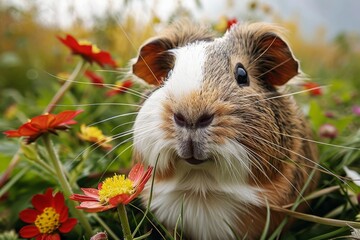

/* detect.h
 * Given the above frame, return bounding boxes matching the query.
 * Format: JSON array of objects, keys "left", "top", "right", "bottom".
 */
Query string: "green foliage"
[{"left": 0, "top": 1, "right": 360, "bottom": 239}]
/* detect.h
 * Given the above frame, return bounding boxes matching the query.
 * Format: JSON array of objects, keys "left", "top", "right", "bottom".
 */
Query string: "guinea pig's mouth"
[{"left": 183, "top": 157, "right": 209, "bottom": 165}]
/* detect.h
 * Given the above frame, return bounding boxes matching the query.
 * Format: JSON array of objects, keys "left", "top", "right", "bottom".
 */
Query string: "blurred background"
[
  {"left": 0, "top": 0, "right": 360, "bottom": 92},
  {"left": 1, "top": 0, "right": 360, "bottom": 161},
  {"left": 1, "top": 1, "right": 360, "bottom": 238},
  {"left": 2, "top": 0, "right": 360, "bottom": 166},
  {"left": 1, "top": 0, "right": 360, "bottom": 93}
]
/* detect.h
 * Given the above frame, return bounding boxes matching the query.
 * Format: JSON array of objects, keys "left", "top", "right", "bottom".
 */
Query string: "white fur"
[
  {"left": 165, "top": 42, "right": 208, "bottom": 98},
  {"left": 142, "top": 139, "right": 261, "bottom": 240},
  {"left": 133, "top": 88, "right": 175, "bottom": 173}
]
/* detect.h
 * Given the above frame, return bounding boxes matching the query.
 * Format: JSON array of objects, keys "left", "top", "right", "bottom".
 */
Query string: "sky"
[{"left": 3, "top": 0, "right": 360, "bottom": 41}]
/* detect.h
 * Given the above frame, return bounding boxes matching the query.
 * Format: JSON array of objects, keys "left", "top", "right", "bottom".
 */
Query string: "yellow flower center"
[
  {"left": 98, "top": 175, "right": 134, "bottom": 203},
  {"left": 79, "top": 40, "right": 101, "bottom": 53},
  {"left": 34, "top": 207, "right": 60, "bottom": 234}
]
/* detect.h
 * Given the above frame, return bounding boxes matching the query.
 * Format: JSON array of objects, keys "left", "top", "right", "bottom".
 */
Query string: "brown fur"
[{"left": 132, "top": 21, "right": 318, "bottom": 239}]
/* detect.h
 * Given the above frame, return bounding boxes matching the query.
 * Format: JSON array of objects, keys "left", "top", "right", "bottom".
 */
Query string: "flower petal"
[
  {"left": 109, "top": 194, "right": 130, "bottom": 206},
  {"left": 52, "top": 110, "right": 83, "bottom": 127},
  {"left": 53, "top": 191, "right": 66, "bottom": 214},
  {"left": 32, "top": 193, "right": 52, "bottom": 211},
  {"left": 44, "top": 188, "right": 54, "bottom": 197},
  {"left": 19, "top": 225, "right": 40, "bottom": 238},
  {"left": 39, "top": 233, "right": 61, "bottom": 240},
  {"left": 136, "top": 166, "right": 153, "bottom": 190},
  {"left": 17, "top": 122, "right": 40, "bottom": 136},
  {"left": 69, "top": 188, "right": 99, "bottom": 202},
  {"left": 19, "top": 208, "right": 40, "bottom": 223},
  {"left": 58, "top": 35, "right": 92, "bottom": 56},
  {"left": 82, "top": 188, "right": 100, "bottom": 198},
  {"left": 128, "top": 163, "right": 145, "bottom": 185},
  {"left": 30, "top": 114, "right": 55, "bottom": 130},
  {"left": 77, "top": 201, "right": 115, "bottom": 212},
  {"left": 70, "top": 193, "right": 98, "bottom": 202},
  {"left": 3, "top": 129, "right": 22, "bottom": 137},
  {"left": 92, "top": 51, "right": 117, "bottom": 68},
  {"left": 85, "top": 70, "right": 105, "bottom": 87},
  {"left": 59, "top": 206, "right": 69, "bottom": 223},
  {"left": 59, "top": 218, "right": 78, "bottom": 233}
]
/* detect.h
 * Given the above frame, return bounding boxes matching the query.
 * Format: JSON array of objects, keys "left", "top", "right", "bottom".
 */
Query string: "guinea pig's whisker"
[
  {"left": 116, "top": 19, "right": 163, "bottom": 86},
  {"left": 240, "top": 85, "right": 328, "bottom": 109},
  {"left": 69, "top": 125, "right": 143, "bottom": 164},
  {"left": 218, "top": 139, "right": 257, "bottom": 184},
  {"left": 55, "top": 102, "right": 143, "bottom": 108},
  {"left": 88, "top": 111, "right": 140, "bottom": 126},
  {"left": 275, "top": 131, "right": 360, "bottom": 151},
  {"left": 251, "top": 134, "right": 348, "bottom": 186},
  {"left": 249, "top": 36, "right": 278, "bottom": 66},
  {"left": 111, "top": 120, "right": 136, "bottom": 132},
  {"left": 241, "top": 144, "right": 291, "bottom": 198},
  {"left": 98, "top": 138, "right": 136, "bottom": 183},
  {"left": 239, "top": 139, "right": 304, "bottom": 191},
  {"left": 69, "top": 129, "right": 132, "bottom": 164},
  {"left": 100, "top": 127, "right": 162, "bottom": 182},
  {"left": 104, "top": 83, "right": 149, "bottom": 99},
  {"left": 95, "top": 68, "right": 129, "bottom": 73},
  {"left": 225, "top": 141, "right": 269, "bottom": 190},
  {"left": 257, "top": 57, "right": 293, "bottom": 79}
]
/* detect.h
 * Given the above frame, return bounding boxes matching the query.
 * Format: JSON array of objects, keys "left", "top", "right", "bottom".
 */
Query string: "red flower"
[
  {"left": 70, "top": 163, "right": 153, "bottom": 212},
  {"left": 84, "top": 70, "right": 105, "bottom": 87},
  {"left": 106, "top": 80, "right": 133, "bottom": 97},
  {"left": 227, "top": 18, "right": 238, "bottom": 29},
  {"left": 3, "top": 110, "right": 82, "bottom": 143},
  {"left": 58, "top": 34, "right": 117, "bottom": 68},
  {"left": 303, "top": 82, "right": 322, "bottom": 96},
  {"left": 19, "top": 188, "right": 77, "bottom": 240}
]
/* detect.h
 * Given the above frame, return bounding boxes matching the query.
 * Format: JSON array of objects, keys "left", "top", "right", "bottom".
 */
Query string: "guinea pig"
[{"left": 131, "top": 20, "right": 318, "bottom": 239}]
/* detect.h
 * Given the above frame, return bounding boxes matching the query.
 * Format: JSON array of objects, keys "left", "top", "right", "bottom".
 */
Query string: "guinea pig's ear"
[
  {"left": 236, "top": 23, "right": 299, "bottom": 86},
  {"left": 132, "top": 38, "right": 175, "bottom": 86},
  {"left": 132, "top": 20, "right": 215, "bottom": 86}
]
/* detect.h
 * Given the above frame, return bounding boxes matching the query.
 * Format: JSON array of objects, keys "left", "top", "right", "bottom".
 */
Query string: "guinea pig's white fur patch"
[{"left": 165, "top": 42, "right": 208, "bottom": 98}]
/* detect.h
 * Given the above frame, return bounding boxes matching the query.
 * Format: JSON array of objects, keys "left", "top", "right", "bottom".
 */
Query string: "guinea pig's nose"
[
  {"left": 173, "top": 113, "right": 188, "bottom": 127},
  {"left": 174, "top": 113, "right": 214, "bottom": 128},
  {"left": 196, "top": 113, "right": 214, "bottom": 128}
]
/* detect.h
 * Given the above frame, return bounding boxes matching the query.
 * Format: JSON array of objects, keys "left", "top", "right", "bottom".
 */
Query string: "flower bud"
[
  {"left": 319, "top": 124, "right": 338, "bottom": 139},
  {"left": 90, "top": 232, "right": 108, "bottom": 240}
]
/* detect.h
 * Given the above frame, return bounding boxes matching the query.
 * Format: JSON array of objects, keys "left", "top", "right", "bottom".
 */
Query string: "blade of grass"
[
  {"left": 260, "top": 198, "right": 271, "bottom": 240},
  {"left": 270, "top": 204, "right": 360, "bottom": 228},
  {"left": 268, "top": 167, "right": 317, "bottom": 239}
]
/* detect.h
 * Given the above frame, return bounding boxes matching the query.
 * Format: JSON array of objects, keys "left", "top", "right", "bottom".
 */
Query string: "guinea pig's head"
[{"left": 132, "top": 21, "right": 301, "bottom": 185}]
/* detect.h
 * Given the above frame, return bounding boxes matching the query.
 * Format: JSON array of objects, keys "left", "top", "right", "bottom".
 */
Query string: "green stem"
[
  {"left": 117, "top": 204, "right": 133, "bottom": 240},
  {"left": 44, "top": 60, "right": 86, "bottom": 113},
  {"left": 42, "top": 134, "right": 93, "bottom": 238}
]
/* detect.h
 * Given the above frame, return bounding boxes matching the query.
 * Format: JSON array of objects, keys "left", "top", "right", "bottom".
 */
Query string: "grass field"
[{"left": 0, "top": 1, "right": 360, "bottom": 239}]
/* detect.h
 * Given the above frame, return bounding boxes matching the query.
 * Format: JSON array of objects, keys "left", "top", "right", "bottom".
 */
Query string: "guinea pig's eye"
[{"left": 234, "top": 63, "right": 249, "bottom": 87}]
